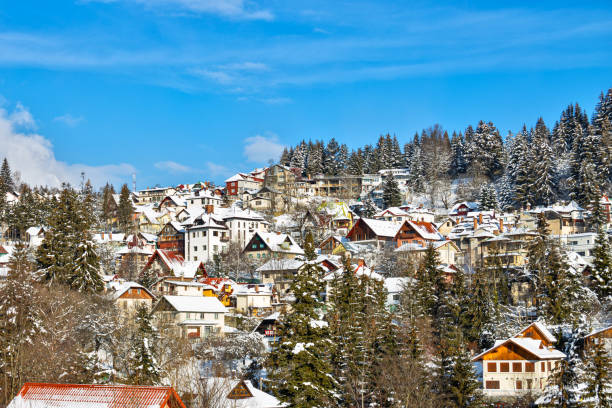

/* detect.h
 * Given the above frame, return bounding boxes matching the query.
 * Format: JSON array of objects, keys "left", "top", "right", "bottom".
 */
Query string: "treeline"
[{"left": 281, "top": 88, "right": 612, "bottom": 208}]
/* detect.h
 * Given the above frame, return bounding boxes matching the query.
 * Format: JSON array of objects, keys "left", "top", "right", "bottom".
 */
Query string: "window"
[
  {"left": 203, "top": 231, "right": 207, "bottom": 236},
  {"left": 393, "top": 294, "right": 400, "bottom": 301},
  {"left": 526, "top": 379, "right": 533, "bottom": 389},
  {"left": 512, "top": 362, "right": 522, "bottom": 372},
  {"left": 548, "top": 362, "right": 552, "bottom": 371},
  {"left": 487, "top": 362, "right": 497, "bottom": 372},
  {"left": 214, "top": 313, "right": 219, "bottom": 319},
  {"left": 500, "top": 362, "right": 509, "bottom": 372},
  {"left": 194, "top": 256, "right": 198, "bottom": 261},
  {"left": 213, "top": 231, "right": 218, "bottom": 237},
  {"left": 541, "top": 362, "right": 546, "bottom": 372},
  {"left": 516, "top": 380, "right": 522, "bottom": 390},
  {"left": 485, "top": 381, "right": 500, "bottom": 390},
  {"left": 525, "top": 362, "right": 535, "bottom": 372},
  {"left": 200, "top": 313, "right": 205, "bottom": 319},
  {"left": 194, "top": 246, "right": 198, "bottom": 251}
]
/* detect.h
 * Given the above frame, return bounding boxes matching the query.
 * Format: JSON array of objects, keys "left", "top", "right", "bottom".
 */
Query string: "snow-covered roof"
[
  {"left": 200, "top": 378, "right": 285, "bottom": 408},
  {"left": 256, "top": 258, "right": 304, "bottom": 272},
  {"left": 473, "top": 337, "right": 565, "bottom": 361},
  {"left": 160, "top": 295, "right": 226, "bottom": 313},
  {"left": 516, "top": 321, "right": 557, "bottom": 343},
  {"left": 150, "top": 249, "right": 202, "bottom": 278},
  {"left": 360, "top": 218, "right": 402, "bottom": 238},
  {"left": 107, "top": 281, "right": 154, "bottom": 300},
  {"left": 256, "top": 232, "right": 304, "bottom": 255}
]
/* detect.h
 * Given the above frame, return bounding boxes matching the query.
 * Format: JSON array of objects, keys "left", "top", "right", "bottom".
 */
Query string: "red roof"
[{"left": 10, "top": 383, "right": 186, "bottom": 408}]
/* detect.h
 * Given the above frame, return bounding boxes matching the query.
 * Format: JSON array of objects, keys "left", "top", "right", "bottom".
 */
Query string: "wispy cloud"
[
  {"left": 243, "top": 133, "right": 285, "bottom": 163},
  {"left": 205, "top": 161, "right": 231, "bottom": 177},
  {"left": 53, "top": 113, "right": 84, "bottom": 127},
  {"left": 82, "top": 0, "right": 273, "bottom": 21},
  {"left": 154, "top": 160, "right": 193, "bottom": 173},
  {"left": 0, "top": 101, "right": 134, "bottom": 187}
]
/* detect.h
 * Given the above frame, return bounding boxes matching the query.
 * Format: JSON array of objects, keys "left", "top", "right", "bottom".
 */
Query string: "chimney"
[
  {"left": 473, "top": 217, "right": 478, "bottom": 230},
  {"left": 358, "top": 259, "right": 365, "bottom": 267},
  {"left": 109, "top": 232, "right": 113, "bottom": 240},
  {"left": 478, "top": 213, "right": 483, "bottom": 225},
  {"left": 101, "top": 232, "right": 105, "bottom": 239},
  {"left": 205, "top": 204, "right": 214, "bottom": 214},
  {"left": 499, "top": 218, "right": 504, "bottom": 233}
]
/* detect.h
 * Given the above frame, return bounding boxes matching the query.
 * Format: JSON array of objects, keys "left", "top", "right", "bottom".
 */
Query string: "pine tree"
[
  {"left": 467, "top": 121, "right": 503, "bottom": 178},
  {"left": 532, "top": 119, "right": 558, "bottom": 205},
  {"left": 128, "top": 305, "right": 161, "bottom": 385},
  {"left": 478, "top": 184, "right": 498, "bottom": 210},
  {"left": 382, "top": 173, "right": 402, "bottom": 208},
  {"left": 440, "top": 344, "right": 484, "bottom": 408},
  {"left": 0, "top": 158, "right": 15, "bottom": 193},
  {"left": 36, "top": 186, "right": 82, "bottom": 285},
  {"left": 324, "top": 138, "right": 340, "bottom": 176},
  {"left": 450, "top": 132, "right": 467, "bottom": 175},
  {"left": 306, "top": 141, "right": 324, "bottom": 176},
  {"left": 347, "top": 149, "right": 364, "bottom": 176},
  {"left": 337, "top": 144, "right": 349, "bottom": 175},
  {"left": 280, "top": 147, "right": 292, "bottom": 166},
  {"left": 101, "top": 183, "right": 116, "bottom": 228},
  {"left": 291, "top": 140, "right": 308, "bottom": 172},
  {"left": 591, "top": 196, "right": 612, "bottom": 300},
  {"left": 362, "top": 197, "right": 378, "bottom": 218},
  {"left": 416, "top": 244, "right": 443, "bottom": 319},
  {"left": 541, "top": 326, "right": 588, "bottom": 408},
  {"left": 118, "top": 184, "right": 134, "bottom": 234},
  {"left": 583, "top": 340, "right": 612, "bottom": 407},
  {"left": 267, "top": 233, "right": 338, "bottom": 407},
  {"left": 71, "top": 241, "right": 104, "bottom": 293},
  {"left": 407, "top": 136, "right": 425, "bottom": 192},
  {"left": 0, "top": 246, "right": 41, "bottom": 401}
]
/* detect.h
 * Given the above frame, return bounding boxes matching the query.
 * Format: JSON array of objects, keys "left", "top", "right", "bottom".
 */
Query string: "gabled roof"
[
  {"left": 252, "top": 232, "right": 304, "bottom": 255},
  {"left": 7, "top": 383, "right": 186, "bottom": 408},
  {"left": 107, "top": 281, "right": 155, "bottom": 300},
  {"left": 201, "top": 378, "right": 285, "bottom": 408},
  {"left": 358, "top": 218, "right": 403, "bottom": 238},
  {"left": 158, "top": 295, "right": 226, "bottom": 313},
  {"left": 472, "top": 337, "right": 565, "bottom": 361},
  {"left": 403, "top": 220, "right": 443, "bottom": 241},
  {"left": 515, "top": 321, "right": 557, "bottom": 344},
  {"left": 146, "top": 249, "right": 204, "bottom": 279}
]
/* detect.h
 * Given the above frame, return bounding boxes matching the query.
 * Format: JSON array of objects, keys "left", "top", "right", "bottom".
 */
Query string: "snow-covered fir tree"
[
  {"left": 382, "top": 173, "right": 402, "bottom": 208},
  {"left": 583, "top": 339, "right": 612, "bottom": 407},
  {"left": 128, "top": 305, "right": 161, "bottom": 385},
  {"left": 323, "top": 138, "right": 340, "bottom": 176},
  {"left": 267, "top": 234, "right": 338, "bottom": 407}
]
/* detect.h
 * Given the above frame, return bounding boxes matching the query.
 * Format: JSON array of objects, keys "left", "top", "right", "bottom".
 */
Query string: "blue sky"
[{"left": 0, "top": 0, "right": 611, "bottom": 188}]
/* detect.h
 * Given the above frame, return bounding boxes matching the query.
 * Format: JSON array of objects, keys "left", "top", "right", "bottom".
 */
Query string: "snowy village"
[
  {"left": 1, "top": 1, "right": 612, "bottom": 407},
  {"left": 1, "top": 86, "right": 611, "bottom": 408}
]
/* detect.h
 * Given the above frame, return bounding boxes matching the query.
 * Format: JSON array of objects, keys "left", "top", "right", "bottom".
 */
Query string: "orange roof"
[{"left": 10, "top": 383, "right": 186, "bottom": 408}]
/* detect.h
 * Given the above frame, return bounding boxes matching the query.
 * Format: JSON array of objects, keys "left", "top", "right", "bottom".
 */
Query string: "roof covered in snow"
[
  {"left": 201, "top": 378, "right": 285, "bottom": 408},
  {"left": 159, "top": 295, "right": 226, "bottom": 313}
]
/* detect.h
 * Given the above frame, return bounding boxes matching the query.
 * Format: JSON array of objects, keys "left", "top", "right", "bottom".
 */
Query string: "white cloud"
[
  {"left": 53, "top": 113, "right": 84, "bottom": 127},
  {"left": 0, "top": 102, "right": 134, "bottom": 188},
  {"left": 9, "top": 102, "right": 36, "bottom": 129},
  {"left": 192, "top": 68, "right": 235, "bottom": 84},
  {"left": 154, "top": 160, "right": 192, "bottom": 173},
  {"left": 205, "top": 161, "right": 231, "bottom": 177},
  {"left": 243, "top": 133, "right": 285, "bottom": 163},
  {"left": 83, "top": 0, "right": 273, "bottom": 21},
  {"left": 218, "top": 61, "right": 269, "bottom": 71}
]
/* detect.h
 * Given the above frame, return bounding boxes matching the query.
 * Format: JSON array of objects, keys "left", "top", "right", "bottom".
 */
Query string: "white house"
[
  {"left": 472, "top": 322, "right": 565, "bottom": 397},
  {"left": 233, "top": 283, "right": 274, "bottom": 316},
  {"left": 200, "top": 378, "right": 285, "bottom": 408},
  {"left": 152, "top": 295, "right": 227, "bottom": 339},
  {"left": 185, "top": 213, "right": 229, "bottom": 263},
  {"left": 215, "top": 206, "right": 269, "bottom": 249}
]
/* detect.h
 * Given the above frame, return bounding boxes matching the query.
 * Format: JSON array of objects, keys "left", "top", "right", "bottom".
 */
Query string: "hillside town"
[{"left": 1, "top": 88, "right": 612, "bottom": 408}]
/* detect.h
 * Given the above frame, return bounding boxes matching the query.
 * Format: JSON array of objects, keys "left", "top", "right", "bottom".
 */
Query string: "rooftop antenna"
[{"left": 132, "top": 173, "right": 136, "bottom": 192}]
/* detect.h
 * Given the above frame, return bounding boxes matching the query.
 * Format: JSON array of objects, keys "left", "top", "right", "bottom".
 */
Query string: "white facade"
[
  {"left": 558, "top": 232, "right": 597, "bottom": 261},
  {"left": 185, "top": 223, "right": 228, "bottom": 263},
  {"left": 479, "top": 359, "right": 558, "bottom": 397}
]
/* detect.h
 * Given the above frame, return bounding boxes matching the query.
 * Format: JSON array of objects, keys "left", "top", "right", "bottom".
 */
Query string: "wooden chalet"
[
  {"left": 584, "top": 325, "right": 612, "bottom": 355},
  {"left": 157, "top": 221, "right": 185, "bottom": 254},
  {"left": 7, "top": 383, "right": 186, "bottom": 408},
  {"left": 346, "top": 218, "right": 442, "bottom": 248},
  {"left": 472, "top": 322, "right": 565, "bottom": 397},
  {"left": 107, "top": 280, "right": 155, "bottom": 314}
]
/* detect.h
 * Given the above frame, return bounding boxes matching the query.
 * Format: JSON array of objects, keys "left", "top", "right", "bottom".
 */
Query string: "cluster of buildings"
[{"left": 1, "top": 163, "right": 612, "bottom": 402}]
